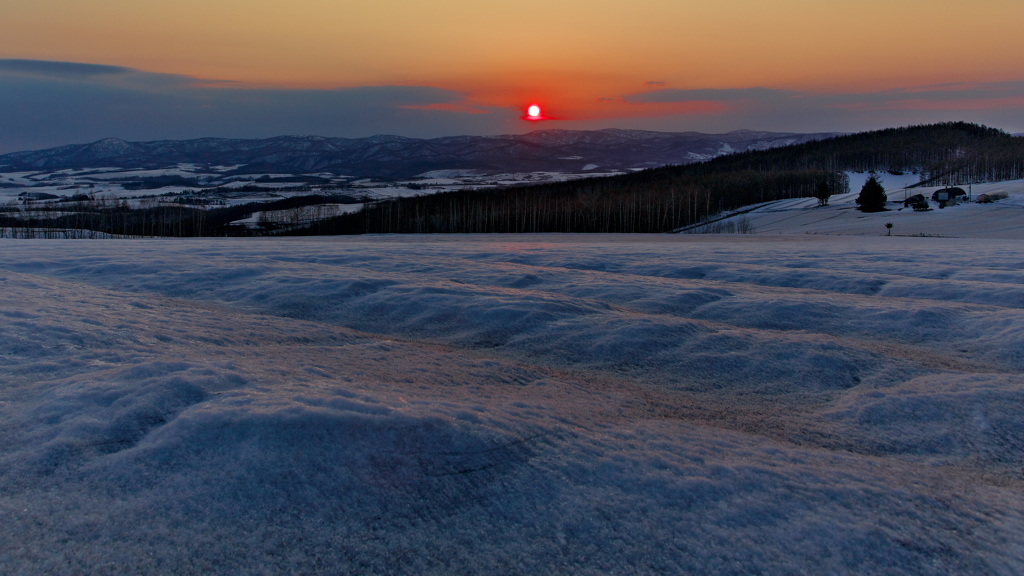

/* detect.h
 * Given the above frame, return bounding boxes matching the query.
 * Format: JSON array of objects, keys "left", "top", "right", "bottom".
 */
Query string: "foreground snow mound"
[
  {"left": 6, "top": 379, "right": 1020, "bottom": 574},
  {"left": 1, "top": 235, "right": 1024, "bottom": 574},
  {"left": 823, "top": 373, "right": 1024, "bottom": 465},
  {"left": 11, "top": 362, "right": 212, "bottom": 478}
]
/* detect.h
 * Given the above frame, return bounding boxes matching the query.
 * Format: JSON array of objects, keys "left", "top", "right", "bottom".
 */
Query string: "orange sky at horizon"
[{"left": 4, "top": 0, "right": 1024, "bottom": 122}]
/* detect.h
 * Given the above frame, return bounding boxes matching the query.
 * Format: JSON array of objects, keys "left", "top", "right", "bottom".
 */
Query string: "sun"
[{"left": 522, "top": 104, "right": 547, "bottom": 122}]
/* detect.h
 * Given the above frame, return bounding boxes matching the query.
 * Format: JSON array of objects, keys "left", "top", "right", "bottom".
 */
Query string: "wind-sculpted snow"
[{"left": 1, "top": 235, "right": 1023, "bottom": 574}]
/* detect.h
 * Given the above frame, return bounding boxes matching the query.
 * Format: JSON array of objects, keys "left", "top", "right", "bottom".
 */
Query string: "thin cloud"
[
  {"left": 612, "top": 82, "right": 1024, "bottom": 133},
  {"left": 0, "top": 61, "right": 512, "bottom": 152},
  {"left": 625, "top": 87, "right": 794, "bottom": 104},
  {"left": 624, "top": 82, "right": 1024, "bottom": 108},
  {"left": 0, "top": 59, "right": 132, "bottom": 77},
  {"left": 3, "top": 60, "right": 1024, "bottom": 152}
]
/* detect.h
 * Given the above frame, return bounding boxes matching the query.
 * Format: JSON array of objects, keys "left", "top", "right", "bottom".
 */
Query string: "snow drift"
[{"left": 1, "top": 235, "right": 1022, "bottom": 574}]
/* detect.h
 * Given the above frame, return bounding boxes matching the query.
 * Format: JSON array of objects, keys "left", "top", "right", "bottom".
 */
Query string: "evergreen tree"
[
  {"left": 856, "top": 176, "right": 887, "bottom": 212},
  {"left": 814, "top": 181, "right": 831, "bottom": 206}
]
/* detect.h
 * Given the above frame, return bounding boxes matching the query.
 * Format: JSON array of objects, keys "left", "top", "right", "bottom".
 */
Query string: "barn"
[{"left": 931, "top": 187, "right": 967, "bottom": 207}]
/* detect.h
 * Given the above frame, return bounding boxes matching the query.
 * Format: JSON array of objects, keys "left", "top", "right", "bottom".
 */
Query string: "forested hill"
[
  {"left": 685, "top": 122, "right": 1023, "bottom": 182},
  {"left": 299, "top": 122, "right": 1024, "bottom": 235}
]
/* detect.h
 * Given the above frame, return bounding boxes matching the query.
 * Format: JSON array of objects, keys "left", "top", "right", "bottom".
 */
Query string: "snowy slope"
[
  {"left": 699, "top": 178, "right": 1024, "bottom": 239},
  {"left": 1, "top": 235, "right": 1023, "bottom": 574}
]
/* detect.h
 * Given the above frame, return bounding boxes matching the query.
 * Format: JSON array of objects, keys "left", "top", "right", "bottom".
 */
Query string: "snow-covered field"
[
  {"left": 1, "top": 235, "right": 1023, "bottom": 574},
  {"left": 1, "top": 164, "right": 624, "bottom": 209},
  {"left": 702, "top": 178, "right": 1024, "bottom": 239}
]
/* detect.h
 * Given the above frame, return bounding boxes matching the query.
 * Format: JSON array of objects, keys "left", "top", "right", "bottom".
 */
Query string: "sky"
[{"left": 1, "top": 0, "right": 1023, "bottom": 152}]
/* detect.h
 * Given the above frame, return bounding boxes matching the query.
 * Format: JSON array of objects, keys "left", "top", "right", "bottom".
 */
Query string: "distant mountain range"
[{"left": 0, "top": 129, "right": 840, "bottom": 179}]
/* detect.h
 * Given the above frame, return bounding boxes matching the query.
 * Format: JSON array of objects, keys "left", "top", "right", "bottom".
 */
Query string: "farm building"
[{"left": 932, "top": 187, "right": 967, "bottom": 207}]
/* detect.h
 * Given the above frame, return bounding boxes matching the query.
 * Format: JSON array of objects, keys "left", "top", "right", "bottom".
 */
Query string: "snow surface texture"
[
  {"left": 701, "top": 178, "right": 1024, "bottom": 239},
  {"left": 1, "top": 235, "right": 1023, "bottom": 574}
]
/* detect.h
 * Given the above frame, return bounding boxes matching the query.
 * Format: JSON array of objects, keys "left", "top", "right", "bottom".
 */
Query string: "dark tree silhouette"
[
  {"left": 856, "top": 176, "right": 887, "bottom": 212},
  {"left": 814, "top": 181, "right": 832, "bottom": 206}
]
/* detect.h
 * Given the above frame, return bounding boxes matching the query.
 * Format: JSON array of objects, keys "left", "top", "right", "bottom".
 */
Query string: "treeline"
[
  {"left": 0, "top": 197, "right": 210, "bottom": 238},
  {"left": 120, "top": 174, "right": 335, "bottom": 191},
  {"left": 294, "top": 169, "right": 843, "bottom": 234},
  {"left": 0, "top": 194, "right": 360, "bottom": 238},
  {"left": 687, "top": 122, "right": 1024, "bottom": 182}
]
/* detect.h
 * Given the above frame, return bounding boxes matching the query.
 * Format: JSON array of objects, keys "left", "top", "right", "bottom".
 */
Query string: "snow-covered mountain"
[{"left": 0, "top": 129, "right": 839, "bottom": 178}]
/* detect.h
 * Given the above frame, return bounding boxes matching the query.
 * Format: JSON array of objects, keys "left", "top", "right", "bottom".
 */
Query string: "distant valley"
[{"left": 4, "top": 122, "right": 1021, "bottom": 238}]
